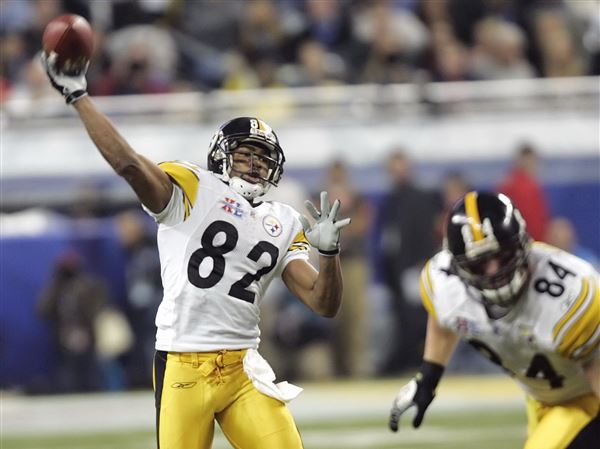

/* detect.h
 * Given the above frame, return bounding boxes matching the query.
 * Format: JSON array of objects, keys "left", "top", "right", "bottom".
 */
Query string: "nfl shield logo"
[{"left": 263, "top": 215, "right": 282, "bottom": 237}]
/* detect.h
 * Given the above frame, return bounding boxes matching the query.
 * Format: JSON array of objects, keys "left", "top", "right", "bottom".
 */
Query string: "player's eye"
[
  {"left": 253, "top": 155, "right": 269, "bottom": 169},
  {"left": 233, "top": 152, "right": 252, "bottom": 162}
]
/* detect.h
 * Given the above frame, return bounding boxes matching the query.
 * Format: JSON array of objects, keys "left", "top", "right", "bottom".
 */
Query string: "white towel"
[{"left": 242, "top": 349, "right": 303, "bottom": 403}]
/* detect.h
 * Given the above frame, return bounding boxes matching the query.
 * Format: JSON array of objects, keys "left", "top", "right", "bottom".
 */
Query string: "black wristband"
[
  {"left": 416, "top": 360, "right": 445, "bottom": 391},
  {"left": 66, "top": 90, "right": 88, "bottom": 105},
  {"left": 318, "top": 248, "right": 340, "bottom": 256}
]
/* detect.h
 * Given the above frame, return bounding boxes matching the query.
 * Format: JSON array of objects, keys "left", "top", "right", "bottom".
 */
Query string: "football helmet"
[
  {"left": 207, "top": 117, "right": 285, "bottom": 199},
  {"left": 445, "top": 191, "right": 531, "bottom": 309}
]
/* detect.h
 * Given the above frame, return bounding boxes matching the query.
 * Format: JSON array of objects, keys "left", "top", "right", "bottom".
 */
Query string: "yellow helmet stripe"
[{"left": 464, "top": 191, "right": 484, "bottom": 241}]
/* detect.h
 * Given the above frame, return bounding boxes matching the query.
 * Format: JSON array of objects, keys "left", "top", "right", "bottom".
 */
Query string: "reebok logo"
[{"left": 171, "top": 381, "right": 197, "bottom": 389}]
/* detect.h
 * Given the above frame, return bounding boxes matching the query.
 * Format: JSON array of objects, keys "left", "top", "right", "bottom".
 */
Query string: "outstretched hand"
[
  {"left": 389, "top": 377, "right": 435, "bottom": 432},
  {"left": 40, "top": 51, "right": 88, "bottom": 104},
  {"left": 299, "top": 191, "right": 351, "bottom": 256}
]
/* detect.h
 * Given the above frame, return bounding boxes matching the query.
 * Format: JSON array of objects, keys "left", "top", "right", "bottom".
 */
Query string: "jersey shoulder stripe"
[
  {"left": 159, "top": 161, "right": 200, "bottom": 220},
  {"left": 554, "top": 276, "right": 600, "bottom": 359},
  {"left": 288, "top": 230, "right": 310, "bottom": 253},
  {"left": 572, "top": 321, "right": 600, "bottom": 360},
  {"left": 553, "top": 277, "right": 590, "bottom": 340},
  {"left": 419, "top": 259, "right": 437, "bottom": 319}
]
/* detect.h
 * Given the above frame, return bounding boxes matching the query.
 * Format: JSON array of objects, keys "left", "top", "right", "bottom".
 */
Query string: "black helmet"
[
  {"left": 445, "top": 191, "right": 531, "bottom": 308},
  {"left": 207, "top": 117, "right": 285, "bottom": 199}
]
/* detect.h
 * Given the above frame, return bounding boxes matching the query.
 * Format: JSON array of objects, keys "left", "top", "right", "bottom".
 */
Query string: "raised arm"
[
  {"left": 72, "top": 97, "right": 172, "bottom": 212},
  {"left": 41, "top": 52, "right": 172, "bottom": 213}
]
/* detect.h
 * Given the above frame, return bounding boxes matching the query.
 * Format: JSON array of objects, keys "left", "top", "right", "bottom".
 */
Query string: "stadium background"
[{"left": 1, "top": 1, "right": 599, "bottom": 448}]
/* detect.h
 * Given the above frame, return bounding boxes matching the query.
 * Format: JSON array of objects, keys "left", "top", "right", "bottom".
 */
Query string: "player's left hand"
[
  {"left": 389, "top": 377, "right": 435, "bottom": 432},
  {"left": 299, "top": 191, "right": 351, "bottom": 256}
]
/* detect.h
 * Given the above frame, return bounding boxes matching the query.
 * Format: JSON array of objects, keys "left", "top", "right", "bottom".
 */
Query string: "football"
[{"left": 42, "top": 14, "right": 94, "bottom": 75}]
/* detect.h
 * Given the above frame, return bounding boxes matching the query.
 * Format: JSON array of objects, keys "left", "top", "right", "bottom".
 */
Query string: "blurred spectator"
[
  {"left": 281, "top": 39, "right": 346, "bottom": 87},
  {"left": 570, "top": 0, "right": 600, "bottom": 75},
  {"left": 94, "top": 303, "right": 133, "bottom": 392},
  {"left": 0, "top": 34, "right": 30, "bottom": 100},
  {"left": 238, "top": 0, "right": 287, "bottom": 65},
  {"left": 545, "top": 217, "right": 600, "bottom": 270},
  {"left": 322, "top": 159, "right": 373, "bottom": 378},
  {"left": 376, "top": 150, "right": 440, "bottom": 374},
  {"left": 91, "top": 25, "right": 177, "bottom": 96},
  {"left": 37, "top": 250, "right": 107, "bottom": 393},
  {"left": 497, "top": 143, "right": 549, "bottom": 241},
  {"left": 167, "top": 0, "right": 243, "bottom": 89},
  {"left": 470, "top": 18, "right": 536, "bottom": 80},
  {"left": 353, "top": 0, "right": 428, "bottom": 84},
  {"left": 354, "top": 0, "right": 429, "bottom": 58},
  {"left": 233, "top": 1, "right": 294, "bottom": 89},
  {"left": 444, "top": 0, "right": 487, "bottom": 46},
  {"left": 69, "top": 182, "right": 109, "bottom": 219},
  {"left": 114, "top": 210, "right": 161, "bottom": 388},
  {"left": 431, "top": 38, "right": 472, "bottom": 82},
  {"left": 298, "top": 0, "right": 355, "bottom": 55},
  {"left": 3, "top": 55, "right": 55, "bottom": 103},
  {"left": 168, "top": 0, "right": 242, "bottom": 53},
  {"left": 534, "top": 10, "right": 586, "bottom": 78},
  {"left": 221, "top": 51, "right": 261, "bottom": 90}
]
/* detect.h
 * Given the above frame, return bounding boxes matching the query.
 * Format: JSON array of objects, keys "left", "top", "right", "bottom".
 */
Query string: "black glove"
[
  {"left": 389, "top": 361, "right": 444, "bottom": 432},
  {"left": 40, "top": 52, "right": 88, "bottom": 104}
]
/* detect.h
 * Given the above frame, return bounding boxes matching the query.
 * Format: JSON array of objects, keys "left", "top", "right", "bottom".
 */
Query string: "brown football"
[{"left": 42, "top": 14, "right": 94, "bottom": 75}]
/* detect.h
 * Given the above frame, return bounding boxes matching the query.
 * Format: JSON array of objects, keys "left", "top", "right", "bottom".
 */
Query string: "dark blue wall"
[{"left": 0, "top": 222, "right": 128, "bottom": 389}]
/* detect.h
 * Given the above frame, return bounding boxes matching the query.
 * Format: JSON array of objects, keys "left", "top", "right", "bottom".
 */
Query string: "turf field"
[{"left": 2, "top": 377, "right": 527, "bottom": 449}]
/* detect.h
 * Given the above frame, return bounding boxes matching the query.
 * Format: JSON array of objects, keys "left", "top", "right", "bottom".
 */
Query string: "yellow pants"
[
  {"left": 153, "top": 350, "right": 304, "bottom": 449},
  {"left": 525, "top": 393, "right": 599, "bottom": 449}
]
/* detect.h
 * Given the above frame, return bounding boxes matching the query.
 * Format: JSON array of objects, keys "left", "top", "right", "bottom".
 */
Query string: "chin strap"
[{"left": 229, "top": 177, "right": 267, "bottom": 200}]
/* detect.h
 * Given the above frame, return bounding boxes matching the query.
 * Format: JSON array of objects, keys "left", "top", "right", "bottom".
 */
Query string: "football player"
[
  {"left": 388, "top": 191, "right": 599, "bottom": 449},
  {"left": 42, "top": 53, "right": 350, "bottom": 449}
]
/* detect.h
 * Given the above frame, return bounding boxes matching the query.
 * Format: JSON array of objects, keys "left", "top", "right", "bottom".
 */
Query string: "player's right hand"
[
  {"left": 40, "top": 51, "right": 88, "bottom": 104},
  {"left": 388, "top": 376, "right": 435, "bottom": 432}
]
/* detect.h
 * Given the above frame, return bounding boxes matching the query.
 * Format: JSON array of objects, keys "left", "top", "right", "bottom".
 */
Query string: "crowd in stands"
[{"left": 2, "top": 0, "right": 600, "bottom": 102}]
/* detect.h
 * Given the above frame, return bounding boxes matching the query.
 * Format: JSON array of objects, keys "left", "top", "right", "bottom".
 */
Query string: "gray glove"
[
  {"left": 299, "top": 191, "right": 351, "bottom": 256},
  {"left": 40, "top": 51, "right": 88, "bottom": 104}
]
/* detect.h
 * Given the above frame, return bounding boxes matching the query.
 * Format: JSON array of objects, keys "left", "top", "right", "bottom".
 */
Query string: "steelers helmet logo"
[{"left": 263, "top": 215, "right": 282, "bottom": 237}]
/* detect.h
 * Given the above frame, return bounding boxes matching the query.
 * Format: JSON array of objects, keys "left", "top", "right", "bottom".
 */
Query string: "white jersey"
[
  {"left": 144, "top": 161, "right": 310, "bottom": 352},
  {"left": 420, "top": 242, "right": 600, "bottom": 405}
]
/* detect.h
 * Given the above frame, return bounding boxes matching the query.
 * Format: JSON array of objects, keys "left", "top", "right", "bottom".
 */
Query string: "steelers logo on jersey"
[{"left": 263, "top": 215, "right": 283, "bottom": 237}]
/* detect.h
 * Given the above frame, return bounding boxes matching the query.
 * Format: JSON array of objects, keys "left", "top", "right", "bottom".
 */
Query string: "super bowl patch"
[
  {"left": 220, "top": 197, "right": 244, "bottom": 218},
  {"left": 263, "top": 215, "right": 282, "bottom": 237}
]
